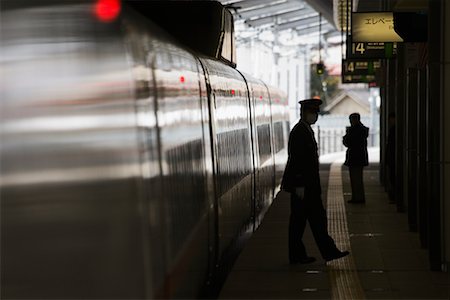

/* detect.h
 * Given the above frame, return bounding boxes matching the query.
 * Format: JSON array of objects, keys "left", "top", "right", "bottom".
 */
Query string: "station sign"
[
  {"left": 352, "top": 12, "right": 404, "bottom": 42},
  {"left": 342, "top": 59, "right": 382, "bottom": 76},
  {"left": 342, "top": 74, "right": 377, "bottom": 84},
  {"left": 347, "top": 39, "right": 397, "bottom": 59}
]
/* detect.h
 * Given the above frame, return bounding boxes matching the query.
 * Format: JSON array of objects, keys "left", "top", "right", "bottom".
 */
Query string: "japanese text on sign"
[{"left": 352, "top": 12, "right": 403, "bottom": 42}]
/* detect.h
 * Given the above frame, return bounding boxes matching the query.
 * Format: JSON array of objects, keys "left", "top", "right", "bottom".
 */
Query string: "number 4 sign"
[
  {"left": 354, "top": 43, "right": 366, "bottom": 54},
  {"left": 347, "top": 38, "right": 397, "bottom": 59},
  {"left": 342, "top": 59, "right": 382, "bottom": 76}
]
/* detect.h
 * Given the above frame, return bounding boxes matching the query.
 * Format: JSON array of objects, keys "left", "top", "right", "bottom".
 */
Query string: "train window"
[
  {"left": 257, "top": 124, "right": 272, "bottom": 164},
  {"left": 274, "top": 122, "right": 285, "bottom": 153},
  {"left": 216, "top": 129, "right": 252, "bottom": 196},
  {"left": 220, "top": 9, "right": 236, "bottom": 68},
  {"left": 166, "top": 140, "right": 207, "bottom": 257}
]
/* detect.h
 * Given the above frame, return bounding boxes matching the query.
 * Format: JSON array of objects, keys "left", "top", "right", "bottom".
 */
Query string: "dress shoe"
[
  {"left": 324, "top": 250, "right": 350, "bottom": 262},
  {"left": 290, "top": 256, "right": 316, "bottom": 265}
]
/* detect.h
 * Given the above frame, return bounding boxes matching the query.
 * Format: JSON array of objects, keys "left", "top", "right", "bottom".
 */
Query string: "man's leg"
[
  {"left": 289, "top": 193, "right": 308, "bottom": 262},
  {"left": 359, "top": 166, "right": 365, "bottom": 202},
  {"left": 353, "top": 166, "right": 364, "bottom": 201},
  {"left": 306, "top": 197, "right": 340, "bottom": 258},
  {"left": 349, "top": 166, "right": 365, "bottom": 202}
]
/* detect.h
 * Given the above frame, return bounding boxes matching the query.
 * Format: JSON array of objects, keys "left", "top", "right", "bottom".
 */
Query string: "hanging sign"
[
  {"left": 342, "top": 74, "right": 377, "bottom": 84},
  {"left": 342, "top": 59, "right": 382, "bottom": 76},
  {"left": 352, "top": 12, "right": 404, "bottom": 42},
  {"left": 347, "top": 38, "right": 397, "bottom": 59}
]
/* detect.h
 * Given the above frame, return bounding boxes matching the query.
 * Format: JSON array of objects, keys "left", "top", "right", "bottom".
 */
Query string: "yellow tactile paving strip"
[{"left": 326, "top": 161, "right": 366, "bottom": 300}]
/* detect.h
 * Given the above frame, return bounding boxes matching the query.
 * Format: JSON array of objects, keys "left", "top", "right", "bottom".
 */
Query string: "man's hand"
[{"left": 295, "top": 187, "right": 305, "bottom": 198}]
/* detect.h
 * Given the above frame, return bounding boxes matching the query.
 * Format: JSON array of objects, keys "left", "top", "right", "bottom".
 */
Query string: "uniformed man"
[{"left": 281, "top": 98, "right": 349, "bottom": 264}]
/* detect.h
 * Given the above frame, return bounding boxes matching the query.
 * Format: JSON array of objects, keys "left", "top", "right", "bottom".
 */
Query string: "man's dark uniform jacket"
[
  {"left": 343, "top": 123, "right": 369, "bottom": 167},
  {"left": 281, "top": 120, "right": 321, "bottom": 196}
]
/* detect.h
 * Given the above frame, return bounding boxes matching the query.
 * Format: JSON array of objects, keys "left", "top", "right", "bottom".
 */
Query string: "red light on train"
[
  {"left": 94, "top": 0, "right": 121, "bottom": 22},
  {"left": 180, "top": 76, "right": 185, "bottom": 83}
]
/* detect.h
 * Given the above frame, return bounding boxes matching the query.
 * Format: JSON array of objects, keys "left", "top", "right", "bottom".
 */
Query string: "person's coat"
[
  {"left": 281, "top": 121, "right": 321, "bottom": 196},
  {"left": 343, "top": 123, "right": 369, "bottom": 166}
]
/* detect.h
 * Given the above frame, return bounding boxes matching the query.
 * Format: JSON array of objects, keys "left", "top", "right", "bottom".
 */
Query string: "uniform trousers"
[
  {"left": 288, "top": 192, "right": 339, "bottom": 261},
  {"left": 348, "top": 166, "right": 365, "bottom": 202}
]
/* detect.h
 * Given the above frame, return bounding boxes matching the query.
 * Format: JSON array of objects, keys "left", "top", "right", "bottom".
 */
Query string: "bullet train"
[{"left": 0, "top": 1, "right": 289, "bottom": 298}]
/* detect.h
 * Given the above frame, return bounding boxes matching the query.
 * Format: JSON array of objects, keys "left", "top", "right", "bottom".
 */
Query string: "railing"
[{"left": 312, "top": 126, "right": 379, "bottom": 156}]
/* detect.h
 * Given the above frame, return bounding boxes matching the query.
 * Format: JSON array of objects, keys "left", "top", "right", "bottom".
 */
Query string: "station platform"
[{"left": 219, "top": 149, "right": 450, "bottom": 299}]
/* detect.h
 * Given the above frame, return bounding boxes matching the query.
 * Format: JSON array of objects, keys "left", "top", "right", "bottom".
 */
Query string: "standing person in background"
[
  {"left": 343, "top": 113, "right": 369, "bottom": 203},
  {"left": 281, "top": 99, "right": 349, "bottom": 264}
]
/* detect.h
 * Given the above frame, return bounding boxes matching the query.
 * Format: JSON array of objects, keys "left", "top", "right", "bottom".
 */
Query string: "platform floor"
[{"left": 219, "top": 154, "right": 450, "bottom": 299}]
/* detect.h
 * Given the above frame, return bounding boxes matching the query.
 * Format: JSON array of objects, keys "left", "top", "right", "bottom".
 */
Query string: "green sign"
[
  {"left": 342, "top": 59, "right": 382, "bottom": 76},
  {"left": 347, "top": 38, "right": 397, "bottom": 59}
]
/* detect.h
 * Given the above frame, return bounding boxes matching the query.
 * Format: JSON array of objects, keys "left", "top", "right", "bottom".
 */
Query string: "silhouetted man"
[
  {"left": 343, "top": 113, "right": 369, "bottom": 203},
  {"left": 281, "top": 99, "right": 349, "bottom": 264}
]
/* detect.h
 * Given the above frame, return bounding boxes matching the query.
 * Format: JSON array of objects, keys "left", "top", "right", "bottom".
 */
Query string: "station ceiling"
[
  {"left": 218, "top": 0, "right": 337, "bottom": 38},
  {"left": 217, "top": 0, "right": 389, "bottom": 38}
]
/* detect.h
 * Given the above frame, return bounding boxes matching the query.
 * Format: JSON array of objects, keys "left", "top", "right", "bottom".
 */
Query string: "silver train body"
[{"left": 1, "top": 2, "right": 289, "bottom": 298}]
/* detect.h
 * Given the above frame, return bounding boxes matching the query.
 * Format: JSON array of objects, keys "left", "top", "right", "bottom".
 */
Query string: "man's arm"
[{"left": 289, "top": 124, "right": 310, "bottom": 191}]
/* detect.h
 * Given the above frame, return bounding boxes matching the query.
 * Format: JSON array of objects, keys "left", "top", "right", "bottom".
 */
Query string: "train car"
[
  {"left": 267, "top": 85, "right": 290, "bottom": 191},
  {"left": 0, "top": 1, "right": 289, "bottom": 298},
  {"left": 244, "top": 74, "right": 277, "bottom": 225}
]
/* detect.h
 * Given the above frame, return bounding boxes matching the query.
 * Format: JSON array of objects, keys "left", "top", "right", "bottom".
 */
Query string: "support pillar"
[
  {"left": 395, "top": 43, "right": 406, "bottom": 213},
  {"left": 406, "top": 67, "right": 418, "bottom": 231},
  {"left": 417, "top": 68, "right": 428, "bottom": 248},
  {"left": 442, "top": 0, "right": 450, "bottom": 271},
  {"left": 427, "top": 0, "right": 443, "bottom": 271}
]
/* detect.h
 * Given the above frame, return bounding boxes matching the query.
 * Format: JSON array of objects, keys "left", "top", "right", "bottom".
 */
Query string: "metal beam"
[
  {"left": 233, "top": 1, "right": 302, "bottom": 20},
  {"left": 324, "top": 30, "right": 342, "bottom": 39},
  {"left": 244, "top": 7, "right": 314, "bottom": 27},
  {"left": 295, "top": 23, "right": 334, "bottom": 37},
  {"left": 224, "top": 0, "right": 285, "bottom": 11},
  {"left": 276, "top": 14, "right": 320, "bottom": 31}
]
